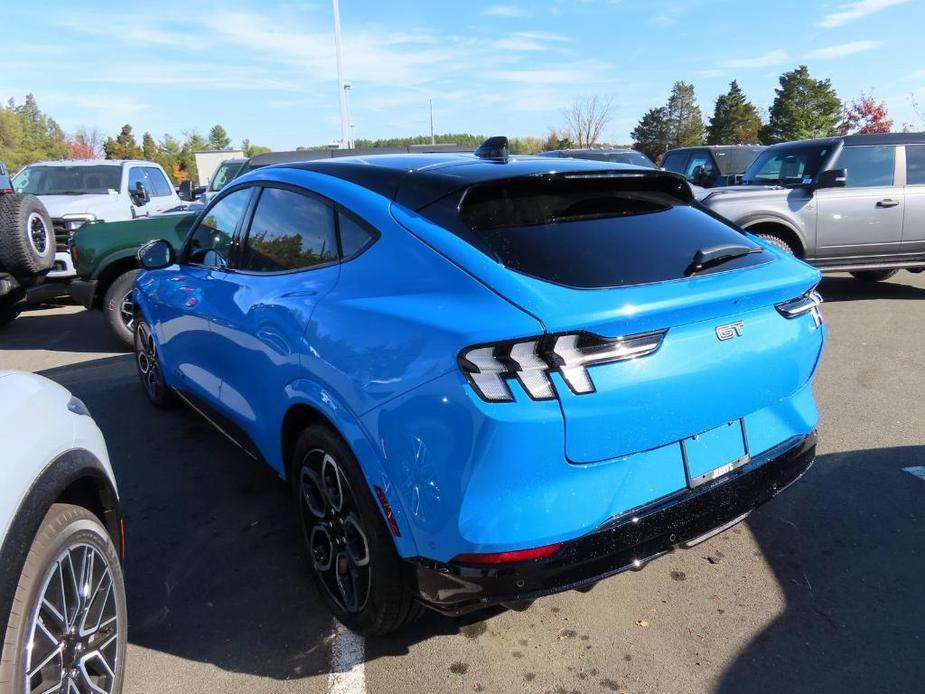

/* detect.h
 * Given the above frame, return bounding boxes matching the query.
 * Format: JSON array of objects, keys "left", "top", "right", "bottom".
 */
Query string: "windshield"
[
  {"left": 13, "top": 165, "right": 122, "bottom": 195},
  {"left": 743, "top": 144, "right": 831, "bottom": 186},
  {"left": 604, "top": 152, "right": 657, "bottom": 168},
  {"left": 208, "top": 161, "right": 245, "bottom": 192}
]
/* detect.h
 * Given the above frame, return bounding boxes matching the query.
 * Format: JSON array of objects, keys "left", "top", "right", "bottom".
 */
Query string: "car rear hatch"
[{"left": 392, "top": 169, "right": 824, "bottom": 463}]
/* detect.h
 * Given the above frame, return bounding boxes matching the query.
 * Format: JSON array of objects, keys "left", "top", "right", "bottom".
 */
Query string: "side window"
[
  {"left": 906, "top": 145, "right": 925, "bottom": 185},
  {"left": 660, "top": 152, "right": 688, "bottom": 174},
  {"left": 684, "top": 151, "right": 716, "bottom": 183},
  {"left": 186, "top": 188, "right": 252, "bottom": 268},
  {"left": 127, "top": 167, "right": 147, "bottom": 196},
  {"left": 833, "top": 146, "right": 895, "bottom": 187},
  {"left": 144, "top": 167, "right": 173, "bottom": 197},
  {"left": 239, "top": 187, "right": 337, "bottom": 272},
  {"left": 338, "top": 211, "right": 375, "bottom": 259}
]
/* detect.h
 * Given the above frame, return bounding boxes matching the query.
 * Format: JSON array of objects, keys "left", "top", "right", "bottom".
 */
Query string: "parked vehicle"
[
  {"left": 195, "top": 157, "right": 247, "bottom": 205},
  {"left": 537, "top": 148, "right": 657, "bottom": 168},
  {"left": 699, "top": 132, "right": 925, "bottom": 280},
  {"left": 0, "top": 371, "right": 126, "bottom": 692},
  {"left": 0, "top": 159, "right": 56, "bottom": 326},
  {"left": 661, "top": 145, "right": 765, "bottom": 187},
  {"left": 12, "top": 159, "right": 182, "bottom": 284},
  {"left": 133, "top": 140, "right": 825, "bottom": 634},
  {"left": 70, "top": 212, "right": 196, "bottom": 346}
]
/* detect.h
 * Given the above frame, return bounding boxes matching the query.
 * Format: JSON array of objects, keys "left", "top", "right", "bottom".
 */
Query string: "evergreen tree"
[
  {"left": 707, "top": 80, "right": 762, "bottom": 144},
  {"left": 762, "top": 65, "right": 842, "bottom": 143},
  {"left": 665, "top": 81, "right": 705, "bottom": 148},
  {"left": 208, "top": 124, "right": 231, "bottom": 150},
  {"left": 142, "top": 132, "right": 158, "bottom": 160},
  {"left": 103, "top": 124, "right": 143, "bottom": 160},
  {"left": 5, "top": 94, "right": 69, "bottom": 166},
  {"left": 631, "top": 107, "right": 670, "bottom": 161}
]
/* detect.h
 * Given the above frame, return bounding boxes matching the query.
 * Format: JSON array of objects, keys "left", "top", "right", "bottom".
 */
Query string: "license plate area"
[{"left": 682, "top": 419, "right": 749, "bottom": 488}]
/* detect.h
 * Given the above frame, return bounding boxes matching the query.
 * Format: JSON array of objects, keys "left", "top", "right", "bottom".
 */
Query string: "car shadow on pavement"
[
  {"left": 36, "top": 355, "right": 482, "bottom": 682},
  {"left": 1, "top": 303, "right": 129, "bottom": 352},
  {"left": 818, "top": 274, "right": 925, "bottom": 302},
  {"left": 717, "top": 445, "right": 925, "bottom": 694}
]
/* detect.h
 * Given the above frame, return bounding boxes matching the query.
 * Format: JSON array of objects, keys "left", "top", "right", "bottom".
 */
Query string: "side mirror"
[
  {"left": 130, "top": 181, "right": 150, "bottom": 206},
  {"left": 816, "top": 168, "right": 847, "bottom": 189},
  {"left": 138, "top": 239, "right": 174, "bottom": 269},
  {"left": 192, "top": 186, "right": 206, "bottom": 198},
  {"left": 177, "top": 180, "right": 193, "bottom": 201}
]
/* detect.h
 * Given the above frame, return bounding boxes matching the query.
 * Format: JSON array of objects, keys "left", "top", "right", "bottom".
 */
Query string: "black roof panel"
[{"left": 280, "top": 154, "right": 691, "bottom": 210}]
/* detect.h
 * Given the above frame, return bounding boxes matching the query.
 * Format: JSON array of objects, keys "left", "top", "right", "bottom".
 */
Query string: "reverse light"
[
  {"left": 452, "top": 542, "right": 564, "bottom": 565},
  {"left": 776, "top": 289, "right": 823, "bottom": 327},
  {"left": 459, "top": 329, "right": 667, "bottom": 402}
]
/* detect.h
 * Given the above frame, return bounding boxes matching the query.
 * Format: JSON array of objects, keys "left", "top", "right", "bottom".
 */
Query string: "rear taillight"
[
  {"left": 452, "top": 542, "right": 563, "bottom": 564},
  {"left": 459, "top": 329, "right": 667, "bottom": 402},
  {"left": 776, "top": 289, "right": 823, "bottom": 327}
]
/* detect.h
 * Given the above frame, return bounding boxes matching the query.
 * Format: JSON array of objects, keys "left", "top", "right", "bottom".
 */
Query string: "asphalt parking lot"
[{"left": 2, "top": 273, "right": 924, "bottom": 694}]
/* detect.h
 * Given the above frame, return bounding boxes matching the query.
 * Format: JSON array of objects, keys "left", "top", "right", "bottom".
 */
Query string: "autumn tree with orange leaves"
[{"left": 840, "top": 93, "right": 893, "bottom": 135}]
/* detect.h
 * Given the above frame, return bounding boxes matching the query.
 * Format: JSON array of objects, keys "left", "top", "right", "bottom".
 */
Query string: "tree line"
[
  {"left": 630, "top": 64, "right": 894, "bottom": 161},
  {"left": 0, "top": 95, "right": 270, "bottom": 184}
]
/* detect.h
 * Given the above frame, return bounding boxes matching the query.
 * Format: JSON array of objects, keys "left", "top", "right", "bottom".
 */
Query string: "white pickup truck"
[{"left": 12, "top": 159, "right": 182, "bottom": 282}]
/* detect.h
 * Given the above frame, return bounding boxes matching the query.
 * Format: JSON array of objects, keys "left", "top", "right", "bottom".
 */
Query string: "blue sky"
[{"left": 4, "top": 0, "right": 924, "bottom": 149}]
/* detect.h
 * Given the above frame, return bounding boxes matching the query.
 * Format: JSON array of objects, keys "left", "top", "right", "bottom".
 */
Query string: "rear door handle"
[{"left": 877, "top": 199, "right": 900, "bottom": 208}]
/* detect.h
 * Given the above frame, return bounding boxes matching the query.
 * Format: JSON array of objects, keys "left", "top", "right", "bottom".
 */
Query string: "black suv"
[
  {"left": 0, "top": 160, "right": 55, "bottom": 326},
  {"left": 538, "top": 148, "right": 657, "bottom": 168},
  {"left": 660, "top": 145, "right": 765, "bottom": 188}
]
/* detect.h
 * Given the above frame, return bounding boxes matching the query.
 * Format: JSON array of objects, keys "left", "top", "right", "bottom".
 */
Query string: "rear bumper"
[
  {"left": 69, "top": 278, "right": 98, "bottom": 309},
  {"left": 408, "top": 431, "right": 816, "bottom": 616}
]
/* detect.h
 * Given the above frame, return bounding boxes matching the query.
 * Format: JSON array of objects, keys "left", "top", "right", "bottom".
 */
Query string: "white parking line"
[
  {"left": 902, "top": 466, "right": 925, "bottom": 482},
  {"left": 329, "top": 620, "right": 366, "bottom": 694}
]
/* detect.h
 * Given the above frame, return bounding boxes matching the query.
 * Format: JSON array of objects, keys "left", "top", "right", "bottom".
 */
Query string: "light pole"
[
  {"left": 344, "top": 82, "right": 353, "bottom": 149},
  {"left": 332, "top": 0, "right": 350, "bottom": 149},
  {"left": 429, "top": 99, "right": 435, "bottom": 145}
]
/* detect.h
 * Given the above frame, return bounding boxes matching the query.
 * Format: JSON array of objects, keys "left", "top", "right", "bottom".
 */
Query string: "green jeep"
[{"left": 69, "top": 212, "right": 195, "bottom": 345}]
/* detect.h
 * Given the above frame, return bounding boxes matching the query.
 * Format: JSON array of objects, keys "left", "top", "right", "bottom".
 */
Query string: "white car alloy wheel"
[{"left": 24, "top": 542, "right": 121, "bottom": 693}]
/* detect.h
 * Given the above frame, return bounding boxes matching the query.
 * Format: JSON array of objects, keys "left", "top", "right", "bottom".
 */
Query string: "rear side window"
[
  {"left": 906, "top": 146, "right": 925, "bottom": 185},
  {"left": 144, "top": 167, "right": 173, "bottom": 197},
  {"left": 338, "top": 212, "right": 375, "bottom": 259},
  {"left": 239, "top": 187, "right": 337, "bottom": 272},
  {"left": 833, "top": 146, "right": 895, "bottom": 187},
  {"left": 421, "top": 176, "right": 767, "bottom": 289}
]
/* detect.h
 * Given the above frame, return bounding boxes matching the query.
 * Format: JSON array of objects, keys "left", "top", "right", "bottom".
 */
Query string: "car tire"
[
  {"left": 0, "top": 193, "right": 55, "bottom": 275},
  {"left": 293, "top": 422, "right": 421, "bottom": 636},
  {"left": 0, "top": 503, "right": 127, "bottom": 694},
  {"left": 756, "top": 233, "right": 794, "bottom": 255},
  {"left": 103, "top": 269, "right": 139, "bottom": 348},
  {"left": 134, "top": 317, "right": 177, "bottom": 409},
  {"left": 849, "top": 269, "right": 898, "bottom": 282}
]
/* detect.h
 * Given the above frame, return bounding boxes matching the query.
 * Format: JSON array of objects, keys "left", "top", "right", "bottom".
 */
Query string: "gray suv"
[{"left": 699, "top": 133, "right": 925, "bottom": 281}]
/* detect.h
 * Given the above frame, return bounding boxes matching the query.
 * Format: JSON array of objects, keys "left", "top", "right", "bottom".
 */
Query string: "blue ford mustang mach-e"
[{"left": 133, "top": 141, "right": 825, "bottom": 634}]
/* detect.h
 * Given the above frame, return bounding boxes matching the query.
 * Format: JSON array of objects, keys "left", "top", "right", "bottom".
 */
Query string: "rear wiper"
[{"left": 685, "top": 243, "right": 761, "bottom": 276}]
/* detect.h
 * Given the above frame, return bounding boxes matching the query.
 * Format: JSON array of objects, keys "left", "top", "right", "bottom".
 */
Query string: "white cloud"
[
  {"left": 493, "top": 31, "right": 572, "bottom": 51},
  {"left": 805, "top": 40, "right": 880, "bottom": 59},
  {"left": 817, "top": 0, "right": 910, "bottom": 28},
  {"left": 484, "top": 4, "right": 529, "bottom": 17},
  {"left": 721, "top": 50, "right": 789, "bottom": 69}
]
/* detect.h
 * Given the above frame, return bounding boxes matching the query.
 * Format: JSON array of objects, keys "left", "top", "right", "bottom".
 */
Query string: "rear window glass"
[{"left": 421, "top": 176, "right": 768, "bottom": 289}]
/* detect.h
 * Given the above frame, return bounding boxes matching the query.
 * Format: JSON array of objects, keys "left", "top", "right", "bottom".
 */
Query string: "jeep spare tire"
[{"left": 0, "top": 193, "right": 55, "bottom": 275}]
